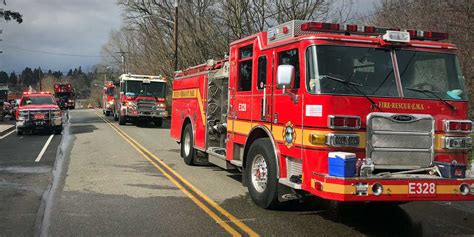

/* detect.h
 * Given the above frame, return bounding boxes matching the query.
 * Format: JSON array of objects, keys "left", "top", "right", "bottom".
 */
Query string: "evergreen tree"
[
  {"left": 0, "top": 71, "right": 8, "bottom": 84},
  {"left": 8, "top": 72, "right": 17, "bottom": 85},
  {"left": 21, "top": 67, "right": 35, "bottom": 86}
]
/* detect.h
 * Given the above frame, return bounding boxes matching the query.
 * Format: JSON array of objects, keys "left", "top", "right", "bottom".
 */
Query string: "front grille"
[
  {"left": 29, "top": 110, "right": 50, "bottom": 120},
  {"left": 367, "top": 113, "right": 434, "bottom": 169},
  {"left": 137, "top": 100, "right": 155, "bottom": 112}
]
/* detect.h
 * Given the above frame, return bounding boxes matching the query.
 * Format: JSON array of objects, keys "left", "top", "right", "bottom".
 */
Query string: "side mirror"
[
  {"left": 277, "top": 65, "right": 294, "bottom": 89},
  {"left": 276, "top": 64, "right": 298, "bottom": 104}
]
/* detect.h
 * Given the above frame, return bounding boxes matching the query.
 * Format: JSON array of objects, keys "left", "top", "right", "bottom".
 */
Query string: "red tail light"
[
  {"left": 345, "top": 24, "right": 358, "bottom": 32},
  {"left": 445, "top": 120, "right": 473, "bottom": 133},
  {"left": 328, "top": 115, "right": 361, "bottom": 130},
  {"left": 407, "top": 29, "right": 417, "bottom": 38},
  {"left": 301, "top": 22, "right": 340, "bottom": 31},
  {"left": 364, "top": 26, "right": 375, "bottom": 33},
  {"left": 461, "top": 122, "right": 472, "bottom": 131},
  {"left": 423, "top": 31, "right": 448, "bottom": 40}
]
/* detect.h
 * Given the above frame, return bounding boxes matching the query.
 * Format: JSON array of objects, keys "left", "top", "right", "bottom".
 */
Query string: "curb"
[{"left": 0, "top": 125, "right": 15, "bottom": 137}]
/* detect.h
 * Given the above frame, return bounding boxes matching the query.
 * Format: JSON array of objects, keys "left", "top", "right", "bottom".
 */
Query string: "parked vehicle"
[
  {"left": 113, "top": 74, "right": 167, "bottom": 127},
  {"left": 16, "top": 92, "right": 62, "bottom": 135},
  {"left": 53, "top": 83, "right": 75, "bottom": 110},
  {"left": 171, "top": 20, "right": 474, "bottom": 209},
  {"left": 102, "top": 81, "right": 115, "bottom": 116}
]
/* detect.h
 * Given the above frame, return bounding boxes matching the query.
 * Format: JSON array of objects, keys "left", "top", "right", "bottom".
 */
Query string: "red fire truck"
[
  {"left": 171, "top": 20, "right": 474, "bottom": 209},
  {"left": 102, "top": 81, "right": 115, "bottom": 116},
  {"left": 54, "top": 83, "right": 75, "bottom": 110},
  {"left": 113, "top": 74, "right": 168, "bottom": 127}
]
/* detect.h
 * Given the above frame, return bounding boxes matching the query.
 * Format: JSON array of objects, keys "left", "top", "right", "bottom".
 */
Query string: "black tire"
[
  {"left": 118, "top": 114, "right": 126, "bottom": 125},
  {"left": 113, "top": 112, "right": 119, "bottom": 121},
  {"left": 54, "top": 128, "right": 62, "bottom": 135},
  {"left": 246, "top": 138, "right": 280, "bottom": 209},
  {"left": 154, "top": 118, "right": 163, "bottom": 127},
  {"left": 105, "top": 110, "right": 110, "bottom": 116},
  {"left": 16, "top": 128, "right": 23, "bottom": 136},
  {"left": 181, "top": 123, "right": 196, "bottom": 165}
]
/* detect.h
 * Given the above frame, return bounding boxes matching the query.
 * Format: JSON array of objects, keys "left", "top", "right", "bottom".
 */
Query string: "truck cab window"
[
  {"left": 238, "top": 45, "right": 253, "bottom": 91},
  {"left": 257, "top": 56, "right": 267, "bottom": 90},
  {"left": 278, "top": 49, "right": 300, "bottom": 89}
]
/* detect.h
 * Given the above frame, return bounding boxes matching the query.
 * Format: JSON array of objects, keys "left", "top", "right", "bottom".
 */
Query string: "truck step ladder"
[{"left": 207, "top": 147, "right": 236, "bottom": 170}]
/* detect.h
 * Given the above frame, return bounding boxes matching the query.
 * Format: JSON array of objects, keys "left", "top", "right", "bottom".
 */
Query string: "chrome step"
[
  {"left": 230, "top": 160, "right": 242, "bottom": 167},
  {"left": 206, "top": 147, "right": 235, "bottom": 170}
]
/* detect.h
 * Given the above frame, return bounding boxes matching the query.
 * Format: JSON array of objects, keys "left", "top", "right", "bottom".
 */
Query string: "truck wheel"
[
  {"left": 54, "top": 128, "right": 62, "bottom": 135},
  {"left": 181, "top": 124, "right": 196, "bottom": 165},
  {"left": 118, "top": 114, "right": 126, "bottom": 125},
  {"left": 246, "top": 138, "right": 280, "bottom": 209},
  {"left": 105, "top": 111, "right": 110, "bottom": 116},
  {"left": 16, "top": 128, "right": 23, "bottom": 136},
  {"left": 154, "top": 118, "right": 163, "bottom": 127}
]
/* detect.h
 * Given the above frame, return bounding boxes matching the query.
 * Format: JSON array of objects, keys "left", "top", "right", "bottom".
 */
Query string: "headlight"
[
  {"left": 52, "top": 110, "right": 61, "bottom": 117},
  {"left": 108, "top": 101, "right": 114, "bottom": 105},
  {"left": 18, "top": 110, "right": 28, "bottom": 120},
  {"left": 68, "top": 100, "right": 73, "bottom": 102}
]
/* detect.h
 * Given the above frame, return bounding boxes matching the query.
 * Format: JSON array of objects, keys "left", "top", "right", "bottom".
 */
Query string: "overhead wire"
[{"left": 0, "top": 43, "right": 113, "bottom": 58}]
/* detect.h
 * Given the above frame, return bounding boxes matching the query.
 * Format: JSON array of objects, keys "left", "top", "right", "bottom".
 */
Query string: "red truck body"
[
  {"left": 171, "top": 20, "right": 474, "bottom": 208},
  {"left": 15, "top": 92, "right": 63, "bottom": 135},
  {"left": 113, "top": 74, "right": 168, "bottom": 127},
  {"left": 53, "top": 83, "right": 75, "bottom": 110}
]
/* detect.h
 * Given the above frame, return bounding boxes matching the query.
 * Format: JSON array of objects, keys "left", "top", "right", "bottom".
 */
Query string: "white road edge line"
[
  {"left": 0, "top": 130, "right": 15, "bottom": 139},
  {"left": 35, "top": 134, "right": 54, "bottom": 163}
]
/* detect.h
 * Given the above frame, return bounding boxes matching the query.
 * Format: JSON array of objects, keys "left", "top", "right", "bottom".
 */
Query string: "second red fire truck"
[
  {"left": 54, "top": 83, "right": 75, "bottom": 110},
  {"left": 113, "top": 74, "right": 168, "bottom": 127},
  {"left": 171, "top": 20, "right": 473, "bottom": 209},
  {"left": 102, "top": 81, "right": 115, "bottom": 116}
]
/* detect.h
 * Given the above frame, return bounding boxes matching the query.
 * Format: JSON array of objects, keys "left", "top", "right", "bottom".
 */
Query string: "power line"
[{"left": 0, "top": 43, "right": 113, "bottom": 58}]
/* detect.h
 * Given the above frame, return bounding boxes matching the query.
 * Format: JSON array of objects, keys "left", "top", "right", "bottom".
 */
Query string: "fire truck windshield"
[
  {"left": 306, "top": 45, "right": 466, "bottom": 101},
  {"left": 106, "top": 88, "right": 114, "bottom": 96},
  {"left": 397, "top": 50, "right": 466, "bottom": 100},
  {"left": 124, "top": 80, "right": 165, "bottom": 97}
]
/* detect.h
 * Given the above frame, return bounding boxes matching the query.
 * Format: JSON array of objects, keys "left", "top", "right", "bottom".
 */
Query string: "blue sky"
[{"left": 0, "top": 0, "right": 376, "bottom": 74}]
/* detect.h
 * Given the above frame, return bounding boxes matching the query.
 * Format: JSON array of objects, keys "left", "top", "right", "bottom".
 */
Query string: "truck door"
[
  {"left": 232, "top": 43, "right": 254, "bottom": 125},
  {"left": 251, "top": 53, "right": 272, "bottom": 124},
  {"left": 272, "top": 47, "right": 303, "bottom": 165}
]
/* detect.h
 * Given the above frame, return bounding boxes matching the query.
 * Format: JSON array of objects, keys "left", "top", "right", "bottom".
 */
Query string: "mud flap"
[{"left": 278, "top": 183, "right": 301, "bottom": 202}]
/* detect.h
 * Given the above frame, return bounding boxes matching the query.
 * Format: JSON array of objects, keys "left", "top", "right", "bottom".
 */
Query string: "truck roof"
[
  {"left": 119, "top": 73, "right": 166, "bottom": 83},
  {"left": 230, "top": 20, "right": 457, "bottom": 50}
]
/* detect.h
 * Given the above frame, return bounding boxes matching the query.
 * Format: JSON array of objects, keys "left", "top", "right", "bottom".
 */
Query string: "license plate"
[
  {"left": 408, "top": 182, "right": 436, "bottom": 197},
  {"left": 35, "top": 114, "right": 45, "bottom": 120}
]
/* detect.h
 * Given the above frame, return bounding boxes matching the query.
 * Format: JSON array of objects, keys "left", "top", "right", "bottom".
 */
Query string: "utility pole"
[
  {"left": 116, "top": 51, "right": 127, "bottom": 74},
  {"left": 173, "top": 0, "right": 179, "bottom": 72}
]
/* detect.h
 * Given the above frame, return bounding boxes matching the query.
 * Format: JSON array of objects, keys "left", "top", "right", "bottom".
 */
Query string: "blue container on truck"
[{"left": 328, "top": 152, "right": 357, "bottom": 177}]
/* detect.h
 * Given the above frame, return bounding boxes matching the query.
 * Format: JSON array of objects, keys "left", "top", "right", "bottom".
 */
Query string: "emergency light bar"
[{"left": 269, "top": 20, "right": 449, "bottom": 43}]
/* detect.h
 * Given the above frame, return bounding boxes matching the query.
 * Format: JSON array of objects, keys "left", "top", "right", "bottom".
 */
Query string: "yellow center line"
[{"left": 95, "top": 111, "right": 258, "bottom": 236}]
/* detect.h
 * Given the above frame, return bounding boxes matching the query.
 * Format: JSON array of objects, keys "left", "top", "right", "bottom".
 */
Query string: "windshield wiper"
[
  {"left": 322, "top": 74, "right": 381, "bottom": 111},
  {"left": 405, "top": 87, "right": 456, "bottom": 111}
]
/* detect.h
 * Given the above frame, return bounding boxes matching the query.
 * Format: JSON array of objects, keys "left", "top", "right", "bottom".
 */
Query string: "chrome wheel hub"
[
  {"left": 251, "top": 155, "right": 268, "bottom": 193},
  {"left": 183, "top": 132, "right": 191, "bottom": 156}
]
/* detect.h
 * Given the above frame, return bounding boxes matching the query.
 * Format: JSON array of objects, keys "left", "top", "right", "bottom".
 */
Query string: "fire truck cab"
[
  {"left": 171, "top": 20, "right": 473, "bottom": 209},
  {"left": 102, "top": 81, "right": 115, "bottom": 116},
  {"left": 113, "top": 74, "right": 168, "bottom": 127}
]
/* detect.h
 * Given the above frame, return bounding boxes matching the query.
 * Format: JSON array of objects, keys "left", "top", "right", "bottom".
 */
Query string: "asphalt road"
[
  {"left": 3, "top": 108, "right": 474, "bottom": 236},
  {"left": 0, "top": 118, "right": 62, "bottom": 236}
]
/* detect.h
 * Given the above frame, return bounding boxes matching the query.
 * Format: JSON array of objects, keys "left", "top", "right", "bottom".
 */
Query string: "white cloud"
[{"left": 0, "top": 0, "right": 122, "bottom": 73}]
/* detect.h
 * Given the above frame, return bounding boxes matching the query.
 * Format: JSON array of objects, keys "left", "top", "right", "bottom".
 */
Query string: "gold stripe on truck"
[{"left": 173, "top": 88, "right": 206, "bottom": 125}]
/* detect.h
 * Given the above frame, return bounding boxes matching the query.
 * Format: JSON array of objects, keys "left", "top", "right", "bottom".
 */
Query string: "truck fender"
[{"left": 242, "top": 125, "right": 280, "bottom": 185}]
